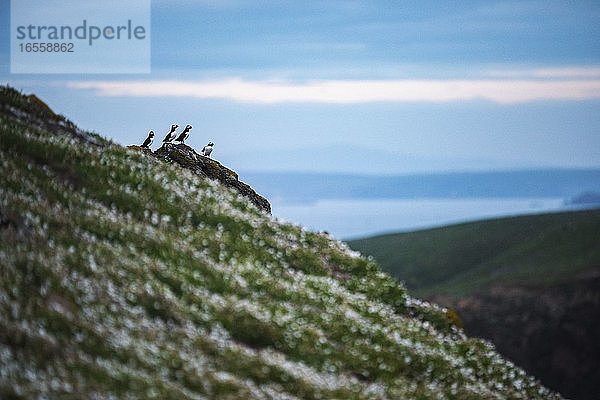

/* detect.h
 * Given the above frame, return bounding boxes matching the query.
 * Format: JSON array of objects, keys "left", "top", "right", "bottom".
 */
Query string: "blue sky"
[{"left": 1, "top": 0, "right": 600, "bottom": 174}]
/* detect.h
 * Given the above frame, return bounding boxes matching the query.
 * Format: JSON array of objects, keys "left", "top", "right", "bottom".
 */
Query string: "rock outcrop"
[{"left": 153, "top": 142, "right": 271, "bottom": 213}]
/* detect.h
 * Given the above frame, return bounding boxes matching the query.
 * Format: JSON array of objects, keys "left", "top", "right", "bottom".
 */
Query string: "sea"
[{"left": 271, "top": 197, "right": 569, "bottom": 239}]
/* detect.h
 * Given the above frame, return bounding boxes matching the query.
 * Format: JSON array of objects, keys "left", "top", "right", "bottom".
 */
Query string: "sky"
[{"left": 1, "top": 0, "right": 600, "bottom": 174}]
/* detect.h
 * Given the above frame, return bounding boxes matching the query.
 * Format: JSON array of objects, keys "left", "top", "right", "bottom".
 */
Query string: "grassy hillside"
[
  {"left": 348, "top": 210, "right": 600, "bottom": 297},
  {"left": 0, "top": 86, "right": 560, "bottom": 399}
]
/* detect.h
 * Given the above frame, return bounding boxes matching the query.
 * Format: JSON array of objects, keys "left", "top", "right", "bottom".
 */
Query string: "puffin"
[
  {"left": 174, "top": 124, "right": 192, "bottom": 143},
  {"left": 201, "top": 142, "right": 214, "bottom": 157},
  {"left": 141, "top": 130, "right": 154, "bottom": 148},
  {"left": 162, "top": 124, "right": 179, "bottom": 142}
]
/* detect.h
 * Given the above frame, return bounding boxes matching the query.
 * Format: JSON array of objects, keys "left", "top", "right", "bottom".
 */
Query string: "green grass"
[
  {"left": 348, "top": 209, "right": 600, "bottom": 297},
  {"left": 0, "top": 85, "right": 562, "bottom": 399}
]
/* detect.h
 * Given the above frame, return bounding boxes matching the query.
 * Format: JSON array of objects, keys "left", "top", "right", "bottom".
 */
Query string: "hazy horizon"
[{"left": 245, "top": 169, "right": 599, "bottom": 238}]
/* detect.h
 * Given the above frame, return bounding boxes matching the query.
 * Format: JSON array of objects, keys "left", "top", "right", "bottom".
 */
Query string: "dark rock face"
[
  {"left": 154, "top": 143, "right": 271, "bottom": 214},
  {"left": 430, "top": 267, "right": 600, "bottom": 400}
]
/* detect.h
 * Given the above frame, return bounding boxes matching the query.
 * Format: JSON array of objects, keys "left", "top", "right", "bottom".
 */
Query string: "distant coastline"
[{"left": 245, "top": 168, "right": 600, "bottom": 204}]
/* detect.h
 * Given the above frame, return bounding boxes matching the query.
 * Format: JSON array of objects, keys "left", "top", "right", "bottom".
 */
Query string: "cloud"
[
  {"left": 486, "top": 66, "right": 600, "bottom": 79},
  {"left": 68, "top": 77, "right": 600, "bottom": 104}
]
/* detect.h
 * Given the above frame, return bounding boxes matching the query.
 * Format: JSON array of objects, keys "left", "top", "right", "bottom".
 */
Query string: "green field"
[{"left": 348, "top": 209, "right": 600, "bottom": 297}]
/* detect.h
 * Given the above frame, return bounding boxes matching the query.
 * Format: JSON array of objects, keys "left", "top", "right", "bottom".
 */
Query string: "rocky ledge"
[{"left": 132, "top": 143, "right": 271, "bottom": 214}]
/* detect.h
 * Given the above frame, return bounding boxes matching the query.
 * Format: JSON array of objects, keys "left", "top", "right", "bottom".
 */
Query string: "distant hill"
[
  {"left": 244, "top": 170, "right": 600, "bottom": 204},
  {"left": 227, "top": 144, "right": 511, "bottom": 174},
  {"left": 0, "top": 85, "right": 563, "bottom": 399},
  {"left": 348, "top": 210, "right": 600, "bottom": 399},
  {"left": 567, "top": 191, "right": 600, "bottom": 207},
  {"left": 348, "top": 209, "right": 600, "bottom": 297}
]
